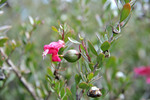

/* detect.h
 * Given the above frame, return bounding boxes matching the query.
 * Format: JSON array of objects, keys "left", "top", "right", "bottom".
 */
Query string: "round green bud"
[{"left": 63, "top": 49, "right": 81, "bottom": 63}]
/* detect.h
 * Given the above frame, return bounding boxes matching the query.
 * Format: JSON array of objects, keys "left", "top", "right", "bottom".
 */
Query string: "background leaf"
[
  {"left": 52, "top": 26, "right": 58, "bottom": 32},
  {"left": 0, "top": 36, "right": 8, "bottom": 47}
]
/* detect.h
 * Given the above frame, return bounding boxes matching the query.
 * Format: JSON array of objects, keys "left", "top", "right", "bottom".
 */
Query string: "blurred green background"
[{"left": 0, "top": 0, "right": 150, "bottom": 100}]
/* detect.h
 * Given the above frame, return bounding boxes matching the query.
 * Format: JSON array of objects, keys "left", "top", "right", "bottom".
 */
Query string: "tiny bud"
[
  {"left": 63, "top": 49, "right": 81, "bottom": 63},
  {"left": 119, "top": 94, "right": 125, "bottom": 100},
  {"left": 87, "top": 86, "right": 102, "bottom": 98},
  {"left": 104, "top": 50, "right": 110, "bottom": 58},
  {"left": 116, "top": 71, "right": 125, "bottom": 79},
  {"left": 0, "top": 69, "right": 5, "bottom": 81}
]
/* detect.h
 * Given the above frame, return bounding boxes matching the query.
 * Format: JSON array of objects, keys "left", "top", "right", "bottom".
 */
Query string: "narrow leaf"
[
  {"left": 66, "top": 87, "right": 72, "bottom": 96},
  {"left": 120, "top": 3, "right": 131, "bottom": 23},
  {"left": 60, "top": 88, "right": 65, "bottom": 98},
  {"left": 68, "top": 37, "right": 81, "bottom": 44},
  {"left": 89, "top": 63, "right": 94, "bottom": 71},
  {"left": 0, "top": 25, "right": 12, "bottom": 31},
  {"left": 97, "top": 53, "right": 105, "bottom": 63},
  {"left": 125, "top": 0, "right": 130, "bottom": 3},
  {"left": 47, "top": 67, "right": 54, "bottom": 77},
  {"left": 52, "top": 26, "right": 58, "bottom": 32},
  {"left": 88, "top": 40, "right": 97, "bottom": 56},
  {"left": 87, "top": 73, "right": 94, "bottom": 81},
  {"left": 75, "top": 74, "right": 81, "bottom": 84},
  {"left": 28, "top": 16, "right": 34, "bottom": 25}
]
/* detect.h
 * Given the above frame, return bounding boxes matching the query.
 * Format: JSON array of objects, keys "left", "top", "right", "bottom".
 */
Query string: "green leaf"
[
  {"left": 97, "top": 53, "right": 105, "bottom": 63},
  {"left": 54, "top": 81, "right": 60, "bottom": 94},
  {"left": 49, "top": 85, "right": 55, "bottom": 92},
  {"left": 25, "top": 43, "right": 33, "bottom": 52},
  {"left": 60, "top": 87, "right": 66, "bottom": 98},
  {"left": 85, "top": 0, "right": 90, "bottom": 4},
  {"left": 66, "top": 87, "right": 72, "bottom": 96},
  {"left": 120, "top": 3, "right": 131, "bottom": 23},
  {"left": 88, "top": 40, "right": 97, "bottom": 56},
  {"left": 75, "top": 74, "right": 81, "bottom": 84},
  {"left": 101, "top": 41, "right": 110, "bottom": 51},
  {"left": 0, "top": 36, "right": 8, "bottom": 47},
  {"left": 47, "top": 67, "right": 54, "bottom": 77},
  {"left": 66, "top": 87, "right": 74, "bottom": 100},
  {"left": 87, "top": 73, "right": 94, "bottom": 81},
  {"left": 62, "top": 95, "right": 68, "bottom": 100},
  {"left": 121, "top": 14, "right": 131, "bottom": 28},
  {"left": 78, "top": 82, "right": 89, "bottom": 89},
  {"left": 52, "top": 26, "right": 58, "bottom": 32},
  {"left": 70, "top": 83, "right": 76, "bottom": 99},
  {"left": 106, "top": 56, "right": 117, "bottom": 68},
  {"left": 89, "top": 63, "right": 94, "bottom": 71},
  {"left": 125, "top": 0, "right": 130, "bottom": 3},
  {"left": 94, "top": 69, "right": 101, "bottom": 76},
  {"left": 0, "top": 0, "right": 7, "bottom": 4},
  {"left": 45, "top": 75, "right": 52, "bottom": 83},
  {"left": 102, "top": 0, "right": 107, "bottom": 4},
  {"left": 68, "top": 37, "right": 81, "bottom": 44}
]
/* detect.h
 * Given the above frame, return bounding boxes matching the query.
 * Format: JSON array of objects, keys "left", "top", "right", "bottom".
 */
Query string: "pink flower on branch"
[
  {"left": 42, "top": 40, "right": 65, "bottom": 62},
  {"left": 134, "top": 66, "right": 150, "bottom": 84}
]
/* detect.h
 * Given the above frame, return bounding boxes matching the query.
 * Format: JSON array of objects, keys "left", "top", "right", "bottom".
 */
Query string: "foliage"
[{"left": 0, "top": 0, "right": 150, "bottom": 100}]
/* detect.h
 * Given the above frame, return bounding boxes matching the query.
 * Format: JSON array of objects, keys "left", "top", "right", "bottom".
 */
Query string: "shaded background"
[{"left": 0, "top": 0, "right": 150, "bottom": 100}]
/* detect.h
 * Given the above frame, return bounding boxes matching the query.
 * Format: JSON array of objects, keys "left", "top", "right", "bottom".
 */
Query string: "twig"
[
  {"left": 62, "top": 29, "right": 65, "bottom": 41},
  {"left": 45, "top": 91, "right": 51, "bottom": 100},
  {"left": 81, "top": 41, "right": 91, "bottom": 62},
  {"left": 76, "top": 89, "right": 84, "bottom": 100},
  {"left": 0, "top": 48, "right": 41, "bottom": 100}
]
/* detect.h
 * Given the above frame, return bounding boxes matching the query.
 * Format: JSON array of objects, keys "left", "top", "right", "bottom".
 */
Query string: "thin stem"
[
  {"left": 62, "top": 29, "right": 64, "bottom": 41},
  {"left": 76, "top": 89, "right": 84, "bottom": 100},
  {"left": 81, "top": 41, "right": 91, "bottom": 62},
  {"left": 45, "top": 91, "right": 51, "bottom": 100}
]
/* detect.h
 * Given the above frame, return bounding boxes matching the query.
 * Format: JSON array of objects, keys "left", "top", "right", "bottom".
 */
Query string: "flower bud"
[
  {"left": 87, "top": 86, "right": 102, "bottom": 98},
  {"left": 63, "top": 49, "right": 81, "bottom": 63},
  {"left": 116, "top": 71, "right": 125, "bottom": 79}
]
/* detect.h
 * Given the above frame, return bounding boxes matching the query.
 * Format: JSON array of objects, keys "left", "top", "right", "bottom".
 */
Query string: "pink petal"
[
  {"left": 146, "top": 77, "right": 150, "bottom": 84},
  {"left": 134, "top": 66, "right": 150, "bottom": 76},
  {"left": 43, "top": 40, "right": 65, "bottom": 54},
  {"left": 42, "top": 49, "right": 49, "bottom": 59},
  {"left": 52, "top": 54, "right": 61, "bottom": 62},
  {"left": 43, "top": 40, "right": 65, "bottom": 62}
]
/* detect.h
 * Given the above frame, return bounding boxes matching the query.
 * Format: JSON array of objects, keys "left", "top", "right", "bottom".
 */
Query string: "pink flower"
[
  {"left": 42, "top": 40, "right": 65, "bottom": 62},
  {"left": 134, "top": 66, "right": 150, "bottom": 84}
]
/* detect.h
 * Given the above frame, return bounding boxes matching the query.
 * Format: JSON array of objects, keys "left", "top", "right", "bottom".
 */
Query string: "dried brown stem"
[{"left": 0, "top": 48, "right": 41, "bottom": 100}]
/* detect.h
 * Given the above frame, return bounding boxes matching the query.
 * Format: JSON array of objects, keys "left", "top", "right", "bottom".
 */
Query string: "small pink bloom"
[
  {"left": 134, "top": 66, "right": 150, "bottom": 84},
  {"left": 146, "top": 77, "right": 150, "bottom": 84},
  {"left": 52, "top": 54, "right": 61, "bottom": 62},
  {"left": 42, "top": 40, "right": 65, "bottom": 62}
]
